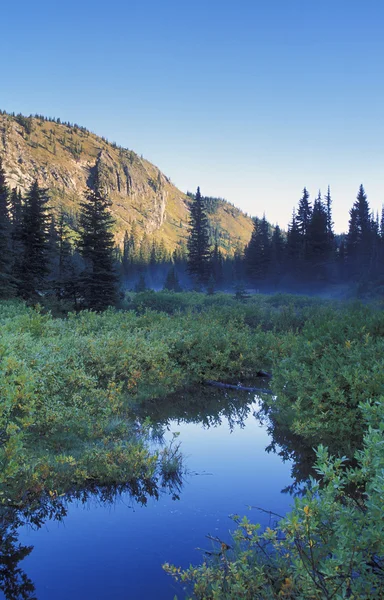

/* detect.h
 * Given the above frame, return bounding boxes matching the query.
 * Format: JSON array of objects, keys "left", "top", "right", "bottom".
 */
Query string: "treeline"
[
  {"left": 0, "top": 158, "right": 119, "bottom": 310},
  {"left": 186, "top": 184, "right": 384, "bottom": 294},
  {"left": 1, "top": 150, "right": 383, "bottom": 310},
  {"left": 243, "top": 185, "right": 384, "bottom": 291}
]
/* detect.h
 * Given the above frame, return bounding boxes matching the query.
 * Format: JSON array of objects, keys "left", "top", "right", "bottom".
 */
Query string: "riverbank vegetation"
[{"left": 1, "top": 291, "right": 384, "bottom": 597}]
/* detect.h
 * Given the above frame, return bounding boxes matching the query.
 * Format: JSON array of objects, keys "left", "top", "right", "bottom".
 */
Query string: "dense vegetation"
[{"left": 1, "top": 291, "right": 383, "bottom": 599}]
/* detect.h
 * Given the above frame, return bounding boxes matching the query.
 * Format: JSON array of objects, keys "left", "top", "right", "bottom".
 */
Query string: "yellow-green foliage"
[
  {"left": 165, "top": 402, "right": 384, "bottom": 598},
  {"left": 0, "top": 113, "right": 254, "bottom": 253}
]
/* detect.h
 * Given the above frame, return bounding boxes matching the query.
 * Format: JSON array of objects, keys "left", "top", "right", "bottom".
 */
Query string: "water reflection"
[
  {"left": 255, "top": 405, "right": 318, "bottom": 495},
  {"left": 0, "top": 469, "right": 184, "bottom": 600},
  {"left": 139, "top": 385, "right": 317, "bottom": 495},
  {"left": 135, "top": 385, "right": 255, "bottom": 431},
  {"left": 1, "top": 386, "right": 319, "bottom": 600}
]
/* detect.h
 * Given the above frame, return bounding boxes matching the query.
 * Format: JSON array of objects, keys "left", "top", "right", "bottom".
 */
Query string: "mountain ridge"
[{"left": 0, "top": 111, "right": 254, "bottom": 252}]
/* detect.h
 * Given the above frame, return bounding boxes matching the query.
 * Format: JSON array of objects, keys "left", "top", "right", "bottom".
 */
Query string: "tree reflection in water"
[
  {"left": 0, "top": 385, "right": 319, "bottom": 599},
  {"left": 0, "top": 460, "right": 184, "bottom": 599}
]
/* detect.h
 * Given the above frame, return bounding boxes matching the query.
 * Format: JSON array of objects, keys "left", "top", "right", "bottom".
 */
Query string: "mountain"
[{"left": 0, "top": 111, "right": 254, "bottom": 252}]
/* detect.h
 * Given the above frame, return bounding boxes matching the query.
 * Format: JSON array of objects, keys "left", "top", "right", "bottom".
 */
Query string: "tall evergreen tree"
[
  {"left": 18, "top": 181, "right": 51, "bottom": 297},
  {"left": 211, "top": 242, "right": 224, "bottom": 285},
  {"left": 286, "top": 210, "right": 302, "bottom": 279},
  {"left": 270, "top": 225, "right": 285, "bottom": 283},
  {"left": 187, "top": 187, "right": 211, "bottom": 284},
  {"left": 77, "top": 180, "right": 118, "bottom": 310},
  {"left": 346, "top": 184, "right": 374, "bottom": 278},
  {"left": 296, "top": 187, "right": 312, "bottom": 239},
  {"left": 54, "top": 208, "right": 78, "bottom": 303},
  {"left": 0, "top": 158, "right": 12, "bottom": 296},
  {"left": 245, "top": 216, "right": 271, "bottom": 282},
  {"left": 308, "top": 192, "right": 330, "bottom": 280}
]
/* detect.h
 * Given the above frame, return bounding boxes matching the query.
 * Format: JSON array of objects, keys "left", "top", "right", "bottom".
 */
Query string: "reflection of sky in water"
[{"left": 16, "top": 402, "right": 293, "bottom": 600}]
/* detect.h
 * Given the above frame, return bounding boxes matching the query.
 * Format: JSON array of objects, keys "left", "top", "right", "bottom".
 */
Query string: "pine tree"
[
  {"left": 77, "top": 181, "right": 118, "bottom": 310},
  {"left": 307, "top": 191, "right": 330, "bottom": 280},
  {"left": 324, "top": 186, "right": 334, "bottom": 242},
  {"left": 187, "top": 187, "right": 211, "bottom": 284},
  {"left": 346, "top": 184, "right": 375, "bottom": 279},
  {"left": 122, "top": 229, "right": 130, "bottom": 276},
  {"left": 163, "top": 266, "right": 181, "bottom": 292},
  {"left": 296, "top": 188, "right": 312, "bottom": 268},
  {"left": 18, "top": 181, "right": 51, "bottom": 297},
  {"left": 245, "top": 216, "right": 271, "bottom": 282},
  {"left": 296, "top": 187, "right": 312, "bottom": 239},
  {"left": 286, "top": 210, "right": 302, "bottom": 279},
  {"left": 0, "top": 158, "right": 12, "bottom": 296},
  {"left": 270, "top": 225, "right": 285, "bottom": 283},
  {"left": 211, "top": 242, "right": 224, "bottom": 285},
  {"left": 55, "top": 208, "right": 78, "bottom": 303}
]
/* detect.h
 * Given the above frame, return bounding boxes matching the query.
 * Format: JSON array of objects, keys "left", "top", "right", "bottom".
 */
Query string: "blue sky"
[{"left": 1, "top": 0, "right": 384, "bottom": 232}]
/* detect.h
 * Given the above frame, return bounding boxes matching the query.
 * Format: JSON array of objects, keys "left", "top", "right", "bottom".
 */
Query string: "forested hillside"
[{"left": 0, "top": 111, "right": 253, "bottom": 253}]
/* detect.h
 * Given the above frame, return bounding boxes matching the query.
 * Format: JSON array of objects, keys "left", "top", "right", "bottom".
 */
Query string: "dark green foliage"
[
  {"left": 0, "top": 159, "right": 13, "bottom": 297},
  {"left": 163, "top": 266, "right": 181, "bottom": 292},
  {"left": 18, "top": 181, "right": 51, "bottom": 297},
  {"left": 285, "top": 211, "right": 302, "bottom": 276},
  {"left": 346, "top": 184, "right": 375, "bottom": 279},
  {"left": 296, "top": 186, "right": 312, "bottom": 239},
  {"left": 244, "top": 216, "right": 271, "bottom": 283},
  {"left": 77, "top": 182, "right": 118, "bottom": 310},
  {"left": 211, "top": 242, "right": 224, "bottom": 285},
  {"left": 187, "top": 187, "right": 211, "bottom": 284},
  {"left": 307, "top": 192, "right": 332, "bottom": 279},
  {"left": 270, "top": 225, "right": 285, "bottom": 281}
]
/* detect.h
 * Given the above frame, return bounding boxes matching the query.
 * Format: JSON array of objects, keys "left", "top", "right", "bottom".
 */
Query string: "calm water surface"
[{"left": 2, "top": 390, "right": 300, "bottom": 600}]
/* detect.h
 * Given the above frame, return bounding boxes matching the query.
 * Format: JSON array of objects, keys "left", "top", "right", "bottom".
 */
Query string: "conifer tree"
[
  {"left": 324, "top": 186, "right": 334, "bottom": 242},
  {"left": 270, "top": 225, "right": 285, "bottom": 282},
  {"left": 308, "top": 192, "right": 330, "bottom": 279},
  {"left": 296, "top": 187, "right": 312, "bottom": 239},
  {"left": 286, "top": 211, "right": 302, "bottom": 279},
  {"left": 211, "top": 242, "right": 224, "bottom": 285},
  {"left": 18, "top": 181, "right": 51, "bottom": 297},
  {"left": 122, "top": 230, "right": 130, "bottom": 276},
  {"left": 346, "top": 184, "right": 374, "bottom": 278},
  {"left": 187, "top": 187, "right": 211, "bottom": 284},
  {"left": 0, "top": 158, "right": 12, "bottom": 296},
  {"left": 245, "top": 216, "right": 271, "bottom": 282},
  {"left": 163, "top": 266, "right": 181, "bottom": 291},
  {"left": 77, "top": 180, "right": 118, "bottom": 310},
  {"left": 55, "top": 208, "right": 78, "bottom": 303},
  {"left": 296, "top": 187, "right": 312, "bottom": 268}
]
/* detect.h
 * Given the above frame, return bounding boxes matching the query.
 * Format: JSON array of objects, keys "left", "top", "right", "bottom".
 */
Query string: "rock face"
[{"left": 0, "top": 113, "right": 254, "bottom": 251}]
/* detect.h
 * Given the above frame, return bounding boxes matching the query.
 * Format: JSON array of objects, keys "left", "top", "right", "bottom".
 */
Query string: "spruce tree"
[
  {"left": 18, "top": 181, "right": 51, "bottom": 298},
  {"left": 296, "top": 187, "right": 312, "bottom": 266},
  {"left": 324, "top": 186, "right": 334, "bottom": 242},
  {"left": 187, "top": 187, "right": 211, "bottom": 284},
  {"left": 270, "top": 225, "right": 285, "bottom": 283},
  {"left": 308, "top": 192, "right": 330, "bottom": 280},
  {"left": 296, "top": 187, "right": 312, "bottom": 238},
  {"left": 346, "top": 184, "right": 374, "bottom": 279},
  {"left": 0, "top": 158, "right": 12, "bottom": 296},
  {"left": 77, "top": 180, "right": 118, "bottom": 310},
  {"left": 286, "top": 211, "right": 302, "bottom": 279},
  {"left": 163, "top": 266, "right": 181, "bottom": 291},
  {"left": 245, "top": 216, "right": 271, "bottom": 282}
]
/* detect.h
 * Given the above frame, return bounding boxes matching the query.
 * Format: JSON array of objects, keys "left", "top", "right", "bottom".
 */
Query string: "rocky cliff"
[{"left": 0, "top": 112, "right": 253, "bottom": 251}]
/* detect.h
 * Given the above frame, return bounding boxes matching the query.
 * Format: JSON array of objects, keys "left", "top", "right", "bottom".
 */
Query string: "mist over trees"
[{"left": 0, "top": 162, "right": 383, "bottom": 310}]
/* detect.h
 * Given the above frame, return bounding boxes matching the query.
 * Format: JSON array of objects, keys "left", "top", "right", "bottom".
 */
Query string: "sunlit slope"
[{"left": 0, "top": 112, "right": 254, "bottom": 252}]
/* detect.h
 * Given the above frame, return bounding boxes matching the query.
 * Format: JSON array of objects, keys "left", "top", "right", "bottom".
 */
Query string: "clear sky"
[{"left": 1, "top": 0, "right": 383, "bottom": 232}]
